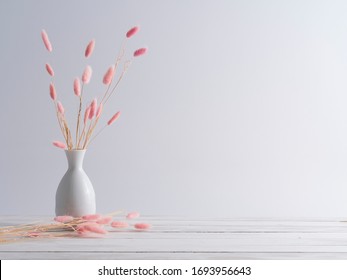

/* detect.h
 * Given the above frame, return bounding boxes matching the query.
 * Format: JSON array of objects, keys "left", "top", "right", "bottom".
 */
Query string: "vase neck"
[{"left": 65, "top": 150, "right": 86, "bottom": 169}]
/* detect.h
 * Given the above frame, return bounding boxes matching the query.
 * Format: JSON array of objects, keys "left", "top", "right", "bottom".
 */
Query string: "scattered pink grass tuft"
[
  {"left": 107, "top": 111, "right": 121, "bottom": 125},
  {"left": 126, "top": 212, "right": 140, "bottom": 219},
  {"left": 45, "top": 63, "right": 54, "bottom": 76},
  {"left": 82, "top": 214, "right": 101, "bottom": 221},
  {"left": 41, "top": 29, "right": 52, "bottom": 52},
  {"left": 77, "top": 222, "right": 107, "bottom": 234},
  {"left": 111, "top": 221, "right": 129, "bottom": 228},
  {"left": 53, "top": 141, "right": 67, "bottom": 149},
  {"left": 96, "top": 216, "right": 113, "bottom": 225},
  {"left": 57, "top": 101, "right": 65, "bottom": 114},
  {"left": 133, "top": 47, "right": 147, "bottom": 57},
  {"left": 49, "top": 83, "right": 56, "bottom": 101},
  {"left": 102, "top": 66, "right": 115, "bottom": 85},
  {"left": 82, "top": 65, "right": 92, "bottom": 84},
  {"left": 54, "top": 216, "right": 74, "bottom": 223},
  {"left": 134, "top": 223, "right": 151, "bottom": 230},
  {"left": 85, "top": 39, "right": 95, "bottom": 58},
  {"left": 74, "top": 78, "right": 81, "bottom": 96},
  {"left": 126, "top": 26, "right": 140, "bottom": 38}
]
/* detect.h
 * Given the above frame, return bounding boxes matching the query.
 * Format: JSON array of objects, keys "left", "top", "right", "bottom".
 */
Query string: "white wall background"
[{"left": 1, "top": 0, "right": 347, "bottom": 217}]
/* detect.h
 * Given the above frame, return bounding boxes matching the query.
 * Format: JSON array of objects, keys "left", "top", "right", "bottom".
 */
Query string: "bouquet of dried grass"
[
  {"left": 42, "top": 26, "right": 147, "bottom": 150},
  {"left": 0, "top": 211, "right": 150, "bottom": 244}
]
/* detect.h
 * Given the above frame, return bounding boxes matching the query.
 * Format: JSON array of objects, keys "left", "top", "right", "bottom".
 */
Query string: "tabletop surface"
[{"left": 1, "top": 216, "right": 347, "bottom": 260}]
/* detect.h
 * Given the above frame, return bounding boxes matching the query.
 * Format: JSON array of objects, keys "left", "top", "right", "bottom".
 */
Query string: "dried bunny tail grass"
[
  {"left": 49, "top": 83, "right": 56, "bottom": 100},
  {"left": 126, "top": 26, "right": 140, "bottom": 38},
  {"left": 73, "top": 78, "right": 81, "bottom": 96},
  {"left": 82, "top": 65, "right": 92, "bottom": 84},
  {"left": 126, "top": 212, "right": 140, "bottom": 219},
  {"left": 53, "top": 141, "right": 67, "bottom": 149},
  {"left": 45, "top": 63, "right": 54, "bottom": 76},
  {"left": 82, "top": 214, "right": 101, "bottom": 221},
  {"left": 96, "top": 103, "right": 103, "bottom": 118},
  {"left": 134, "top": 47, "right": 147, "bottom": 57},
  {"left": 41, "top": 29, "right": 52, "bottom": 52},
  {"left": 85, "top": 39, "right": 95, "bottom": 58},
  {"left": 89, "top": 98, "right": 97, "bottom": 119},
  {"left": 134, "top": 223, "right": 151, "bottom": 230},
  {"left": 57, "top": 101, "right": 65, "bottom": 115},
  {"left": 111, "top": 221, "right": 129, "bottom": 228},
  {"left": 107, "top": 111, "right": 121, "bottom": 125},
  {"left": 54, "top": 216, "right": 74, "bottom": 223},
  {"left": 84, "top": 106, "right": 91, "bottom": 124},
  {"left": 84, "top": 224, "right": 107, "bottom": 234},
  {"left": 77, "top": 222, "right": 107, "bottom": 234},
  {"left": 96, "top": 216, "right": 112, "bottom": 225},
  {"left": 102, "top": 66, "right": 115, "bottom": 85}
]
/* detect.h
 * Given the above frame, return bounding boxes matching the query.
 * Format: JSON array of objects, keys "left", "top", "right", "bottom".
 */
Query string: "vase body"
[{"left": 55, "top": 150, "right": 96, "bottom": 217}]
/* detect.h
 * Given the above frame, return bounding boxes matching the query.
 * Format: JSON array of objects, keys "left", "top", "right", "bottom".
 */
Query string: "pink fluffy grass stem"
[
  {"left": 102, "top": 66, "right": 115, "bottom": 85},
  {"left": 134, "top": 223, "right": 151, "bottom": 230},
  {"left": 85, "top": 39, "right": 95, "bottom": 58},
  {"left": 111, "top": 221, "right": 129, "bottom": 229},
  {"left": 103, "top": 61, "right": 131, "bottom": 105},
  {"left": 82, "top": 65, "right": 92, "bottom": 84},
  {"left": 53, "top": 141, "right": 67, "bottom": 149},
  {"left": 57, "top": 101, "right": 65, "bottom": 115},
  {"left": 49, "top": 83, "right": 56, "bottom": 101},
  {"left": 46, "top": 63, "right": 54, "bottom": 76},
  {"left": 96, "top": 216, "right": 113, "bottom": 225},
  {"left": 126, "top": 26, "right": 140, "bottom": 38},
  {"left": 126, "top": 212, "right": 140, "bottom": 219},
  {"left": 74, "top": 78, "right": 81, "bottom": 96},
  {"left": 86, "top": 111, "right": 120, "bottom": 147},
  {"left": 99, "top": 38, "right": 127, "bottom": 105},
  {"left": 82, "top": 214, "right": 101, "bottom": 221},
  {"left": 133, "top": 47, "right": 147, "bottom": 57},
  {"left": 41, "top": 29, "right": 52, "bottom": 52},
  {"left": 107, "top": 112, "right": 121, "bottom": 126}
]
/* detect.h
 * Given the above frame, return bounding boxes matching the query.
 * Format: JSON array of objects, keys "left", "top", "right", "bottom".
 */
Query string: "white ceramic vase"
[{"left": 55, "top": 150, "right": 96, "bottom": 217}]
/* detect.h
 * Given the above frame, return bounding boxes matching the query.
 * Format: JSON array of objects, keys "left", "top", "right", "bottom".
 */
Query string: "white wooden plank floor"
[{"left": 1, "top": 216, "right": 347, "bottom": 259}]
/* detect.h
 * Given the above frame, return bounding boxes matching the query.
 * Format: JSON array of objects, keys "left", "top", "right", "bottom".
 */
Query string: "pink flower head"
[
  {"left": 126, "top": 26, "right": 140, "bottom": 38},
  {"left": 54, "top": 216, "right": 74, "bottom": 223},
  {"left": 82, "top": 65, "right": 92, "bottom": 84},
  {"left": 84, "top": 106, "right": 91, "bottom": 124},
  {"left": 84, "top": 224, "right": 107, "bottom": 234},
  {"left": 49, "top": 83, "right": 56, "bottom": 101},
  {"left": 107, "top": 111, "right": 121, "bottom": 125},
  {"left": 96, "top": 103, "right": 103, "bottom": 118},
  {"left": 126, "top": 212, "right": 140, "bottom": 219},
  {"left": 73, "top": 78, "right": 81, "bottom": 96},
  {"left": 85, "top": 39, "right": 95, "bottom": 58},
  {"left": 89, "top": 98, "right": 97, "bottom": 119},
  {"left": 134, "top": 223, "right": 151, "bottom": 230},
  {"left": 45, "top": 63, "right": 54, "bottom": 76},
  {"left": 133, "top": 47, "right": 147, "bottom": 57},
  {"left": 57, "top": 101, "right": 65, "bottom": 114},
  {"left": 102, "top": 65, "right": 115, "bottom": 85},
  {"left": 77, "top": 222, "right": 107, "bottom": 234},
  {"left": 111, "top": 221, "right": 129, "bottom": 228},
  {"left": 82, "top": 214, "right": 101, "bottom": 221},
  {"left": 41, "top": 29, "right": 52, "bottom": 52},
  {"left": 53, "top": 141, "right": 67, "bottom": 149},
  {"left": 96, "top": 216, "right": 113, "bottom": 225}
]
